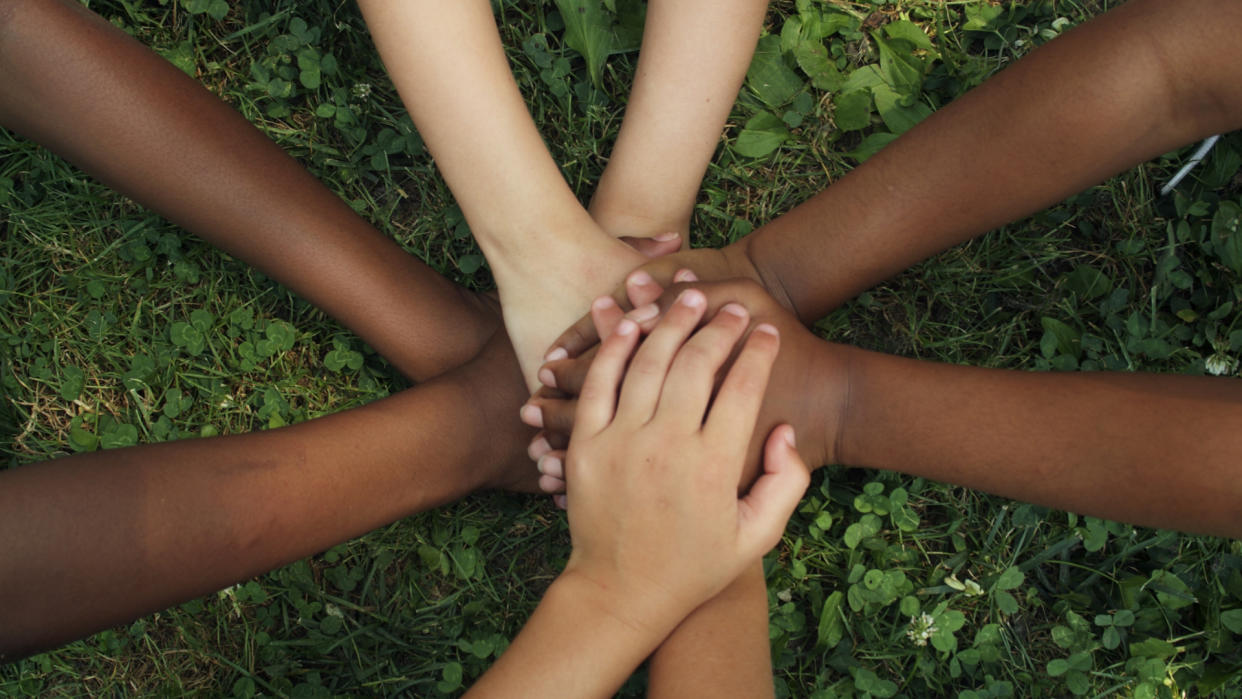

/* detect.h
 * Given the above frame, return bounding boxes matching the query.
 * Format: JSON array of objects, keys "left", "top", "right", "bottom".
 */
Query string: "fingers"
[
  {"left": 613, "top": 288, "right": 708, "bottom": 425},
  {"left": 623, "top": 269, "right": 667, "bottom": 308},
  {"left": 588, "top": 296, "right": 627, "bottom": 342},
  {"left": 574, "top": 317, "right": 641, "bottom": 436},
  {"left": 736, "top": 425, "right": 810, "bottom": 559},
  {"left": 652, "top": 302, "right": 752, "bottom": 430},
  {"left": 521, "top": 393, "right": 576, "bottom": 444},
  {"left": 703, "top": 323, "right": 780, "bottom": 452},
  {"left": 536, "top": 449, "right": 567, "bottom": 494},
  {"left": 619, "top": 231, "right": 682, "bottom": 259}
]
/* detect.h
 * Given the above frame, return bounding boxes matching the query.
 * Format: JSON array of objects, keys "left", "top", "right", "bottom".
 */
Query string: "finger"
[
  {"left": 575, "top": 318, "right": 641, "bottom": 436},
  {"left": 539, "top": 474, "right": 567, "bottom": 494},
  {"left": 620, "top": 232, "right": 682, "bottom": 259},
  {"left": 537, "top": 450, "right": 568, "bottom": 494},
  {"left": 704, "top": 323, "right": 780, "bottom": 453},
  {"left": 528, "top": 432, "right": 552, "bottom": 461},
  {"left": 553, "top": 494, "right": 567, "bottom": 510},
  {"left": 546, "top": 290, "right": 632, "bottom": 361},
  {"left": 673, "top": 268, "right": 699, "bottom": 283},
  {"left": 539, "top": 345, "right": 596, "bottom": 396},
  {"left": 624, "top": 270, "right": 667, "bottom": 308},
  {"left": 523, "top": 393, "right": 577, "bottom": 444},
  {"left": 589, "top": 295, "right": 627, "bottom": 341},
  {"left": 736, "top": 425, "right": 810, "bottom": 559},
  {"left": 614, "top": 288, "right": 708, "bottom": 425},
  {"left": 652, "top": 303, "right": 751, "bottom": 430}
]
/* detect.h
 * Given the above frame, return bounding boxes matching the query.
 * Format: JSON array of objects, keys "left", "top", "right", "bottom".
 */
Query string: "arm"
[
  {"left": 741, "top": 0, "right": 1242, "bottom": 322},
  {"left": 469, "top": 294, "right": 809, "bottom": 697},
  {"left": 541, "top": 278, "right": 1242, "bottom": 539},
  {"left": 0, "top": 331, "right": 537, "bottom": 662},
  {"left": 0, "top": 0, "right": 492, "bottom": 381}
]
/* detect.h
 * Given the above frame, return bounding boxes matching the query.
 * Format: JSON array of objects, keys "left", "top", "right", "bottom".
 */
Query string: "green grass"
[{"left": 4, "top": 0, "right": 1242, "bottom": 696}]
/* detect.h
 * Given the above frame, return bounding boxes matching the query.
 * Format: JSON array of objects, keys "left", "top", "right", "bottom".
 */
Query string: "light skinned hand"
[
  {"left": 558, "top": 287, "right": 810, "bottom": 625},
  {"left": 526, "top": 272, "right": 847, "bottom": 497}
]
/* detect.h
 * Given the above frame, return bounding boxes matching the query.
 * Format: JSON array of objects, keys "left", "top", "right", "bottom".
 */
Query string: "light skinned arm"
[
  {"left": 468, "top": 295, "right": 809, "bottom": 697},
  {"left": 0, "top": 0, "right": 493, "bottom": 381}
]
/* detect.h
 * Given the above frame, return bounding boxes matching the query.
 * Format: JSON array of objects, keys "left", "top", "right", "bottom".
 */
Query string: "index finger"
[{"left": 703, "top": 323, "right": 781, "bottom": 454}]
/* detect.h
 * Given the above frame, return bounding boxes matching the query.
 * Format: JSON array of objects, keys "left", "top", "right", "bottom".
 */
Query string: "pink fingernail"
[
  {"left": 539, "top": 455, "right": 563, "bottom": 479},
  {"left": 554, "top": 494, "right": 568, "bottom": 510},
  {"left": 592, "top": 296, "right": 617, "bottom": 311},
  {"left": 520, "top": 404, "right": 543, "bottom": 428},
  {"left": 676, "top": 289, "right": 705, "bottom": 308},
  {"left": 754, "top": 323, "right": 779, "bottom": 337},
  {"left": 528, "top": 435, "right": 552, "bottom": 460},
  {"left": 721, "top": 303, "right": 747, "bottom": 318},
  {"left": 654, "top": 231, "right": 680, "bottom": 242},
  {"left": 616, "top": 319, "right": 637, "bottom": 336},
  {"left": 674, "top": 268, "right": 699, "bottom": 283},
  {"left": 538, "top": 367, "right": 557, "bottom": 389},
  {"left": 628, "top": 303, "right": 659, "bottom": 323},
  {"left": 628, "top": 270, "right": 655, "bottom": 287},
  {"left": 544, "top": 347, "right": 568, "bottom": 362},
  {"left": 784, "top": 427, "right": 797, "bottom": 449}
]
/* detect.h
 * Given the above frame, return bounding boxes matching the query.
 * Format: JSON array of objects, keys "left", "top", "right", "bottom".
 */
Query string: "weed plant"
[{"left": 3, "top": 1, "right": 1242, "bottom": 696}]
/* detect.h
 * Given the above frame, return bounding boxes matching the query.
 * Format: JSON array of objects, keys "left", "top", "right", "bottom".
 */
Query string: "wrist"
[
  {"left": 808, "top": 340, "right": 856, "bottom": 468},
  {"left": 550, "top": 568, "right": 681, "bottom": 646},
  {"left": 726, "top": 235, "right": 801, "bottom": 322}
]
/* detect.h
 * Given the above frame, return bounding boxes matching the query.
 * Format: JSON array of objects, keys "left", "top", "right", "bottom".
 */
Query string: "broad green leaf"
[
  {"left": 555, "top": 0, "right": 618, "bottom": 88},
  {"left": 746, "top": 35, "right": 803, "bottom": 108},
  {"left": 964, "top": 4, "right": 1004, "bottom": 31},
  {"left": 842, "top": 65, "right": 884, "bottom": 94},
  {"left": 734, "top": 112, "right": 790, "bottom": 158},
  {"left": 884, "top": 20, "right": 936, "bottom": 53},
  {"left": 817, "top": 590, "right": 844, "bottom": 648},
  {"left": 845, "top": 132, "right": 899, "bottom": 163},
  {"left": 1220, "top": 608, "right": 1242, "bottom": 634},
  {"left": 101, "top": 423, "right": 139, "bottom": 449},
  {"left": 60, "top": 366, "right": 85, "bottom": 402},
  {"left": 1129, "top": 637, "right": 1176, "bottom": 658},
  {"left": 873, "top": 84, "right": 932, "bottom": 134},
  {"left": 833, "top": 90, "right": 872, "bottom": 132},
  {"left": 1040, "top": 317, "right": 1080, "bottom": 358},
  {"left": 794, "top": 40, "right": 843, "bottom": 92},
  {"left": 873, "top": 33, "right": 924, "bottom": 97},
  {"left": 995, "top": 566, "right": 1024, "bottom": 591},
  {"left": 1047, "top": 658, "right": 1069, "bottom": 677},
  {"left": 1062, "top": 264, "right": 1114, "bottom": 300}
]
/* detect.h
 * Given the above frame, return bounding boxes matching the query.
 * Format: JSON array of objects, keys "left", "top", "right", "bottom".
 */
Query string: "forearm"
[
  {"left": 0, "top": 334, "right": 531, "bottom": 660},
  {"left": 740, "top": 0, "right": 1242, "bottom": 322},
  {"left": 467, "top": 573, "right": 674, "bottom": 698},
  {"left": 835, "top": 344, "right": 1242, "bottom": 538},
  {"left": 647, "top": 564, "right": 773, "bottom": 699},
  {"left": 0, "top": 0, "right": 491, "bottom": 381},
  {"left": 357, "top": 0, "right": 592, "bottom": 267}
]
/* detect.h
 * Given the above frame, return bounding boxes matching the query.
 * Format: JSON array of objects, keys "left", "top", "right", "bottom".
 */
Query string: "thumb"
[
  {"left": 620, "top": 232, "right": 682, "bottom": 259},
  {"left": 737, "top": 425, "right": 810, "bottom": 559}
]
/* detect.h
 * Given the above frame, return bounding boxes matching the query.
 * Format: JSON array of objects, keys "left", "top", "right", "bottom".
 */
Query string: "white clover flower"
[
  {"left": 351, "top": 82, "right": 373, "bottom": 100},
  {"left": 906, "top": 612, "right": 938, "bottom": 647},
  {"left": 1205, "top": 353, "right": 1237, "bottom": 376}
]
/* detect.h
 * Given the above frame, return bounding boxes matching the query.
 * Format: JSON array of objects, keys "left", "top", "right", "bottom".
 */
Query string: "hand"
[
  {"left": 525, "top": 274, "right": 848, "bottom": 496},
  {"left": 543, "top": 244, "right": 797, "bottom": 362},
  {"left": 559, "top": 288, "right": 809, "bottom": 627}
]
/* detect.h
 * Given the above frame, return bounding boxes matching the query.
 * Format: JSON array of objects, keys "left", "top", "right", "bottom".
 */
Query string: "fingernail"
[
  {"left": 628, "top": 303, "right": 659, "bottom": 323},
  {"left": 554, "top": 494, "right": 567, "bottom": 510},
  {"left": 592, "top": 296, "right": 617, "bottom": 312},
  {"left": 520, "top": 404, "right": 543, "bottom": 428},
  {"left": 721, "top": 303, "right": 747, "bottom": 318},
  {"left": 538, "top": 367, "right": 557, "bottom": 389},
  {"left": 627, "top": 270, "right": 655, "bottom": 287},
  {"left": 676, "top": 289, "right": 705, "bottom": 308},
  {"left": 654, "top": 231, "right": 680, "bottom": 242},
  {"left": 616, "top": 319, "right": 637, "bottom": 336},
  {"left": 674, "top": 268, "right": 699, "bottom": 283},
  {"left": 754, "top": 322, "right": 779, "bottom": 337},
  {"left": 538, "top": 455, "right": 563, "bottom": 479},
  {"left": 528, "top": 435, "right": 552, "bottom": 460},
  {"left": 784, "top": 427, "right": 797, "bottom": 449},
  {"left": 544, "top": 347, "right": 568, "bottom": 362}
]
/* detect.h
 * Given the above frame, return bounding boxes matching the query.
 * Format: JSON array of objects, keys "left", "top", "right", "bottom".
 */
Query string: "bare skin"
[
  {"left": 466, "top": 300, "right": 808, "bottom": 698},
  {"left": 356, "top": 1, "right": 778, "bottom": 694},
  {"left": 0, "top": 0, "right": 542, "bottom": 660},
  {"left": 532, "top": 0, "right": 1242, "bottom": 538}
]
